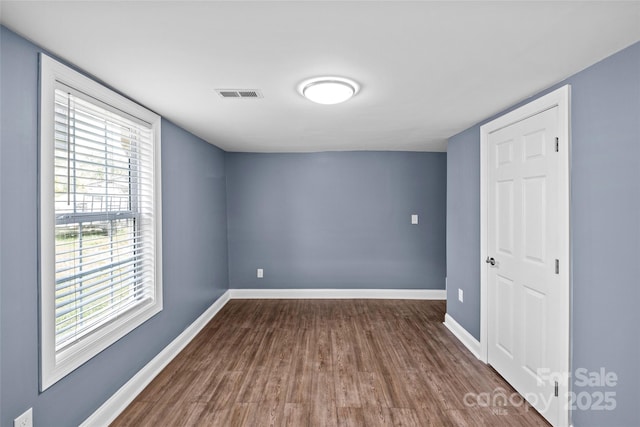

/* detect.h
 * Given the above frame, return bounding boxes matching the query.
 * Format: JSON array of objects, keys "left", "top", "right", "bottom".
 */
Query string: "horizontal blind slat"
[
  {"left": 55, "top": 230, "right": 147, "bottom": 257},
  {"left": 56, "top": 281, "right": 153, "bottom": 332},
  {"left": 55, "top": 266, "right": 149, "bottom": 312},
  {"left": 56, "top": 290, "right": 153, "bottom": 348}
]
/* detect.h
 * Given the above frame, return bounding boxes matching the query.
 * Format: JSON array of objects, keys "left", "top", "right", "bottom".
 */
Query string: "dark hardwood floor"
[{"left": 112, "top": 299, "right": 550, "bottom": 426}]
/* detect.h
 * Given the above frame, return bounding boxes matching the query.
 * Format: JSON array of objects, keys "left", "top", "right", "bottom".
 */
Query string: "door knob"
[{"left": 486, "top": 257, "right": 496, "bottom": 266}]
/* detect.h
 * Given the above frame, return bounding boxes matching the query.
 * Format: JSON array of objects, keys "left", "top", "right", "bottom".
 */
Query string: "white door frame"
[{"left": 479, "top": 85, "right": 571, "bottom": 427}]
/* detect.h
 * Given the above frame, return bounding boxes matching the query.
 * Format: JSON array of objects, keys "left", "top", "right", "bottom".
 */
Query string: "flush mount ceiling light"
[{"left": 299, "top": 77, "right": 359, "bottom": 105}]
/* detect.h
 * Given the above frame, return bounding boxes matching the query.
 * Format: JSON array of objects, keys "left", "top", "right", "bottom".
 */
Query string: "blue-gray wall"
[
  {"left": 446, "top": 41, "right": 640, "bottom": 426},
  {"left": 0, "top": 26, "right": 229, "bottom": 426},
  {"left": 445, "top": 126, "right": 481, "bottom": 339},
  {"left": 226, "top": 152, "right": 446, "bottom": 290}
]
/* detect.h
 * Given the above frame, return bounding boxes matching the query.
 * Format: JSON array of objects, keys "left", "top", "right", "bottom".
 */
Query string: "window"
[{"left": 40, "top": 54, "right": 162, "bottom": 390}]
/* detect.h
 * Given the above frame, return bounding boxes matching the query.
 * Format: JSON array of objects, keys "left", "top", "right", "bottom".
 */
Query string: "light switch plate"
[
  {"left": 257, "top": 268, "right": 264, "bottom": 278},
  {"left": 411, "top": 214, "right": 418, "bottom": 224},
  {"left": 458, "top": 289, "right": 464, "bottom": 303}
]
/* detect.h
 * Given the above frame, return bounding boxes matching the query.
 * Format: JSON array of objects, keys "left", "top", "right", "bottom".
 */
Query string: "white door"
[{"left": 487, "top": 106, "right": 563, "bottom": 425}]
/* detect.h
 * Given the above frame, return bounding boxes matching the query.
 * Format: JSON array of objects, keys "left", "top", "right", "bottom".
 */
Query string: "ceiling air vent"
[{"left": 216, "top": 89, "right": 263, "bottom": 99}]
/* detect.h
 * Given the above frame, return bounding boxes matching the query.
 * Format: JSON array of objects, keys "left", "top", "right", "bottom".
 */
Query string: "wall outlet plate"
[
  {"left": 14, "top": 408, "right": 33, "bottom": 427},
  {"left": 257, "top": 268, "right": 264, "bottom": 278},
  {"left": 411, "top": 214, "right": 418, "bottom": 224},
  {"left": 458, "top": 288, "right": 464, "bottom": 303}
]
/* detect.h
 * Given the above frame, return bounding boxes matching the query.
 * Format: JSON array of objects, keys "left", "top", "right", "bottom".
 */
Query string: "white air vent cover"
[{"left": 216, "top": 89, "right": 263, "bottom": 98}]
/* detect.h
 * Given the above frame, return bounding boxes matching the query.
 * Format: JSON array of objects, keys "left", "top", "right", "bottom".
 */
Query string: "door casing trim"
[{"left": 479, "top": 85, "right": 571, "bottom": 427}]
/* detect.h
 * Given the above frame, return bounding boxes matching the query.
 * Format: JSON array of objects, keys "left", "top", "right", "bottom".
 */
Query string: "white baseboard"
[
  {"left": 443, "top": 313, "right": 481, "bottom": 360},
  {"left": 229, "top": 288, "right": 446, "bottom": 300},
  {"left": 82, "top": 288, "right": 446, "bottom": 426},
  {"left": 80, "top": 290, "right": 231, "bottom": 427}
]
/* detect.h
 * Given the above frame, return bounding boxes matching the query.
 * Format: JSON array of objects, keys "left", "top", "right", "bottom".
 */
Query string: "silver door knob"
[{"left": 486, "top": 257, "right": 496, "bottom": 266}]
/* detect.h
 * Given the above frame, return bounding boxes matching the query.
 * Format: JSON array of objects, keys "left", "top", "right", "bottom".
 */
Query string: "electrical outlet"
[
  {"left": 458, "top": 289, "right": 464, "bottom": 303},
  {"left": 411, "top": 214, "right": 418, "bottom": 224},
  {"left": 257, "top": 268, "right": 264, "bottom": 278},
  {"left": 14, "top": 408, "right": 32, "bottom": 427}
]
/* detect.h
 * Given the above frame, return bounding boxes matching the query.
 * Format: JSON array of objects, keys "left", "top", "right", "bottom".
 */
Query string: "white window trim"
[{"left": 39, "top": 54, "right": 163, "bottom": 391}]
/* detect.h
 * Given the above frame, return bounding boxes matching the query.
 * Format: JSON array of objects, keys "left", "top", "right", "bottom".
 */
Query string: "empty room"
[{"left": 1, "top": 1, "right": 639, "bottom": 426}]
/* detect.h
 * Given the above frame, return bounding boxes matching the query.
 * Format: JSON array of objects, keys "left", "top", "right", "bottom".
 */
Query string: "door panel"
[
  {"left": 523, "top": 285, "right": 545, "bottom": 376},
  {"left": 496, "top": 139, "right": 514, "bottom": 166},
  {"left": 523, "top": 129, "right": 547, "bottom": 159},
  {"left": 496, "top": 275, "right": 515, "bottom": 358},
  {"left": 523, "top": 176, "right": 546, "bottom": 263},
  {"left": 496, "top": 180, "right": 514, "bottom": 255}
]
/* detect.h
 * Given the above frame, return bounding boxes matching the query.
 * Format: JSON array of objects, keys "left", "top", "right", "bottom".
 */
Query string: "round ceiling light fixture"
[{"left": 299, "top": 77, "right": 359, "bottom": 105}]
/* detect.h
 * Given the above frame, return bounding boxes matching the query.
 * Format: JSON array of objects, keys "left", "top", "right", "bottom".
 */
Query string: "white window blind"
[
  {"left": 40, "top": 54, "right": 162, "bottom": 390},
  {"left": 53, "top": 89, "right": 156, "bottom": 350}
]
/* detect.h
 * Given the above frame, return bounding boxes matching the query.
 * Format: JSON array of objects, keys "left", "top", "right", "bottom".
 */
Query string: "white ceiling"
[{"left": 2, "top": 1, "right": 639, "bottom": 152}]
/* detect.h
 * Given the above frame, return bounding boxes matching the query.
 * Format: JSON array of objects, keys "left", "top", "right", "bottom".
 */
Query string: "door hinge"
[
  {"left": 554, "top": 381, "right": 559, "bottom": 397},
  {"left": 555, "top": 137, "right": 559, "bottom": 152},
  {"left": 555, "top": 259, "right": 560, "bottom": 274}
]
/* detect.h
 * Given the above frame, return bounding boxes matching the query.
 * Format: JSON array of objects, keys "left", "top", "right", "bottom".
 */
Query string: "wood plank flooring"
[{"left": 112, "top": 300, "right": 550, "bottom": 426}]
